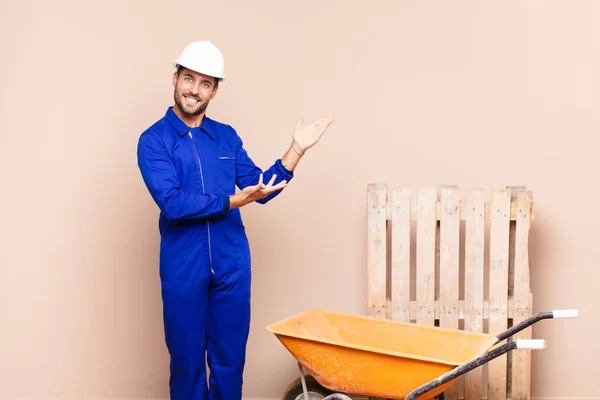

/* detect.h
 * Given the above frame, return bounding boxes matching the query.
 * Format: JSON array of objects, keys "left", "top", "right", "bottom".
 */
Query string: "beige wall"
[{"left": 1, "top": 0, "right": 597, "bottom": 399}]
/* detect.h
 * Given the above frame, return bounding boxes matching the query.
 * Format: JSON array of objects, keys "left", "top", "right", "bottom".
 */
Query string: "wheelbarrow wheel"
[{"left": 282, "top": 375, "right": 334, "bottom": 400}]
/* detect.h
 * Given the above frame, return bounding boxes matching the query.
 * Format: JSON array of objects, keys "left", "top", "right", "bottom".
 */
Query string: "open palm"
[{"left": 292, "top": 114, "right": 335, "bottom": 153}]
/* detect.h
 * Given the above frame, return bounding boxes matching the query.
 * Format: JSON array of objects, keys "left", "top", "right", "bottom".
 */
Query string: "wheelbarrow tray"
[{"left": 266, "top": 309, "right": 498, "bottom": 400}]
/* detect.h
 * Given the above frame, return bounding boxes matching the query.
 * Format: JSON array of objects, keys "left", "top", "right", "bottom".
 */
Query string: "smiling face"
[{"left": 172, "top": 67, "right": 219, "bottom": 122}]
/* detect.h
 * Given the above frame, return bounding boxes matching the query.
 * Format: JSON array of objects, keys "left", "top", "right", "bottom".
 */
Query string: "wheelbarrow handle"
[
  {"left": 405, "top": 339, "right": 545, "bottom": 400},
  {"left": 516, "top": 339, "right": 546, "bottom": 349},
  {"left": 553, "top": 309, "right": 579, "bottom": 319},
  {"left": 495, "top": 309, "right": 579, "bottom": 344},
  {"left": 406, "top": 309, "right": 578, "bottom": 400}
]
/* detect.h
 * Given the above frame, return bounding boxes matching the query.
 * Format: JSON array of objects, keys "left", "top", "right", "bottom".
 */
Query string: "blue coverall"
[{"left": 137, "top": 107, "right": 293, "bottom": 400}]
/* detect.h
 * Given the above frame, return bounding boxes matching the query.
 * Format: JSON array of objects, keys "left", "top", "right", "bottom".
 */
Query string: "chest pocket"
[{"left": 217, "top": 154, "right": 236, "bottom": 194}]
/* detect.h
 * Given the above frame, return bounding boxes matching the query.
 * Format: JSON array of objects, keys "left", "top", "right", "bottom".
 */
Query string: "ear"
[
  {"left": 172, "top": 71, "right": 178, "bottom": 88},
  {"left": 210, "top": 83, "right": 219, "bottom": 100}
]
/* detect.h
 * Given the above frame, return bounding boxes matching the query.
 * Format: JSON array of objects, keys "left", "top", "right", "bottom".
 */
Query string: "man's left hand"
[{"left": 292, "top": 114, "right": 335, "bottom": 155}]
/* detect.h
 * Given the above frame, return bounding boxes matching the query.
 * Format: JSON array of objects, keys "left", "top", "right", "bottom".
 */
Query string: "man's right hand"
[{"left": 229, "top": 173, "right": 288, "bottom": 209}]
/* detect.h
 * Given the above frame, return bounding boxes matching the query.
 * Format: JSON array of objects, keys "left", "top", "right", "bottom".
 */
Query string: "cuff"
[
  {"left": 222, "top": 194, "right": 231, "bottom": 212},
  {"left": 276, "top": 159, "right": 295, "bottom": 179}
]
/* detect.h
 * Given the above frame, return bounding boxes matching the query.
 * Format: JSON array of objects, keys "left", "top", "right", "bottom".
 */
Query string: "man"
[{"left": 136, "top": 40, "right": 335, "bottom": 400}]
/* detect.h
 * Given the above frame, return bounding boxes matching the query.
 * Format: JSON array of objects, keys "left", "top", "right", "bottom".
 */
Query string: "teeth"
[{"left": 185, "top": 97, "right": 198, "bottom": 103}]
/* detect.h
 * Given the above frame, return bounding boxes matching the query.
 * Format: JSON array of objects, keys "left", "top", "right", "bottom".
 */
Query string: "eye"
[
  {"left": 185, "top": 76, "right": 192, "bottom": 82},
  {"left": 202, "top": 83, "right": 210, "bottom": 88}
]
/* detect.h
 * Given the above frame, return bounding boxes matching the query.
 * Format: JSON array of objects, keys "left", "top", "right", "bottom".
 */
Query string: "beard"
[{"left": 174, "top": 87, "right": 209, "bottom": 116}]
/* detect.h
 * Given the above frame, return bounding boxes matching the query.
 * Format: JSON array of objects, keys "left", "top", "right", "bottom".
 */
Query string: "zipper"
[{"left": 188, "top": 131, "right": 214, "bottom": 275}]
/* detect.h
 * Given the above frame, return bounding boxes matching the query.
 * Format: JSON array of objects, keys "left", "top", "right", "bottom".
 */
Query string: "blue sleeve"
[
  {"left": 234, "top": 135, "right": 294, "bottom": 204},
  {"left": 137, "top": 132, "right": 230, "bottom": 220}
]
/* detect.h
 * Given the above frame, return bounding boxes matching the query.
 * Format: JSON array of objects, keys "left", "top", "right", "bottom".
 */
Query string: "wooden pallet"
[{"left": 367, "top": 184, "right": 535, "bottom": 400}]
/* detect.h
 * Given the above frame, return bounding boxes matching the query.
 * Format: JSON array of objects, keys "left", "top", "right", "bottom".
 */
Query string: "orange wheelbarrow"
[{"left": 266, "top": 309, "right": 578, "bottom": 400}]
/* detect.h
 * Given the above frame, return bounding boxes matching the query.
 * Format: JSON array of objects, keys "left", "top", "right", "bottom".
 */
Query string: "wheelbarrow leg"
[
  {"left": 297, "top": 361, "right": 352, "bottom": 400},
  {"left": 297, "top": 362, "right": 310, "bottom": 400}
]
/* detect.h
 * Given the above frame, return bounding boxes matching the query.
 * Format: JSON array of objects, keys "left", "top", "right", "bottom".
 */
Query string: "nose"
[{"left": 189, "top": 82, "right": 201, "bottom": 96}]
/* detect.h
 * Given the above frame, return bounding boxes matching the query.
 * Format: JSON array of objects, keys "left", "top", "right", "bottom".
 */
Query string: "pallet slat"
[
  {"left": 439, "top": 187, "right": 460, "bottom": 328},
  {"left": 367, "top": 183, "right": 387, "bottom": 319},
  {"left": 405, "top": 297, "right": 517, "bottom": 320},
  {"left": 464, "top": 190, "right": 485, "bottom": 400},
  {"left": 511, "top": 189, "right": 533, "bottom": 399},
  {"left": 488, "top": 190, "right": 511, "bottom": 400},
  {"left": 385, "top": 200, "right": 535, "bottom": 221},
  {"left": 416, "top": 188, "right": 436, "bottom": 326},
  {"left": 439, "top": 187, "right": 461, "bottom": 400},
  {"left": 391, "top": 188, "right": 411, "bottom": 323}
]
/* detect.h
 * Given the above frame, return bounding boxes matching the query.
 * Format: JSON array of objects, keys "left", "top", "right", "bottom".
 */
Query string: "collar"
[{"left": 165, "top": 106, "right": 215, "bottom": 140}]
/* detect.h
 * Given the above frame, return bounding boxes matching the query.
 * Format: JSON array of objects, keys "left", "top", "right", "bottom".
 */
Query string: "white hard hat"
[{"left": 174, "top": 41, "right": 225, "bottom": 79}]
